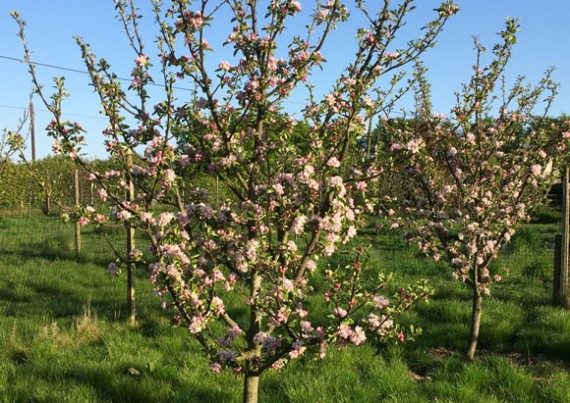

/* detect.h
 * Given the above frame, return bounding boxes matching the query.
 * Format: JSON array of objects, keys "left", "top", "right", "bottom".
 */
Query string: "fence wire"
[{"left": 0, "top": 210, "right": 162, "bottom": 322}]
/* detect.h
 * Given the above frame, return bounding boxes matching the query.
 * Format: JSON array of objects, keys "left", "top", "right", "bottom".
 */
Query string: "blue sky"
[{"left": 1, "top": 0, "right": 569, "bottom": 160}]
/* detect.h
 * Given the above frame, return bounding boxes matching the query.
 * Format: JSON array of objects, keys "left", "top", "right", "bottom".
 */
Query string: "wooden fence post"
[
  {"left": 126, "top": 151, "right": 136, "bottom": 325},
  {"left": 554, "top": 234, "right": 562, "bottom": 303},
  {"left": 74, "top": 167, "right": 81, "bottom": 256},
  {"left": 554, "top": 166, "right": 570, "bottom": 308}
]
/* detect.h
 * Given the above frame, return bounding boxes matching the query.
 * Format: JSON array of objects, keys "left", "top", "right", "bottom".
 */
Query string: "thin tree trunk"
[
  {"left": 243, "top": 373, "right": 260, "bottom": 403},
  {"left": 243, "top": 270, "right": 262, "bottom": 403},
  {"left": 467, "top": 288, "right": 483, "bottom": 360},
  {"left": 241, "top": 260, "right": 264, "bottom": 402},
  {"left": 43, "top": 191, "right": 51, "bottom": 215}
]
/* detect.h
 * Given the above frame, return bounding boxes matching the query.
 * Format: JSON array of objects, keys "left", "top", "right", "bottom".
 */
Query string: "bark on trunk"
[
  {"left": 243, "top": 373, "right": 260, "bottom": 403},
  {"left": 243, "top": 269, "right": 262, "bottom": 403},
  {"left": 43, "top": 193, "right": 51, "bottom": 215},
  {"left": 467, "top": 289, "right": 483, "bottom": 360}
]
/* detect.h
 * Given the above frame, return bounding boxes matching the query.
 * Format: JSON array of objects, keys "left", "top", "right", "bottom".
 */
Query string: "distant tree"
[
  {"left": 1, "top": 113, "right": 33, "bottom": 209},
  {"left": 0, "top": 131, "right": 13, "bottom": 180},
  {"left": 1, "top": 113, "right": 27, "bottom": 180},
  {"left": 0, "top": 162, "right": 32, "bottom": 208},
  {"left": 34, "top": 156, "right": 85, "bottom": 213}
]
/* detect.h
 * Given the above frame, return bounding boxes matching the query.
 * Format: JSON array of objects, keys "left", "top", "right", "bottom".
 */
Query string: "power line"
[
  {"left": 0, "top": 104, "right": 26, "bottom": 111},
  {"left": 0, "top": 54, "right": 320, "bottom": 107},
  {"left": 0, "top": 103, "right": 110, "bottom": 122},
  {"left": 0, "top": 54, "right": 193, "bottom": 92},
  {"left": 1, "top": 55, "right": 93, "bottom": 75},
  {"left": 2, "top": 53, "right": 398, "bottom": 110}
]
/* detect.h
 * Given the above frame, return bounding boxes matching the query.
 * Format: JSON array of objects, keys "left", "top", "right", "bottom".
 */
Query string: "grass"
[{"left": 1, "top": 211, "right": 570, "bottom": 401}]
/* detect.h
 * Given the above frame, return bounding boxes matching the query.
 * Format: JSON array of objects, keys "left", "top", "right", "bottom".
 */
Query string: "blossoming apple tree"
[
  {"left": 14, "top": 0, "right": 459, "bottom": 400},
  {"left": 383, "top": 18, "right": 569, "bottom": 360}
]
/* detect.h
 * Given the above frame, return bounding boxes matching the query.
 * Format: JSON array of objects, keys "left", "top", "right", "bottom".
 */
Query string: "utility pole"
[{"left": 30, "top": 97, "right": 36, "bottom": 162}]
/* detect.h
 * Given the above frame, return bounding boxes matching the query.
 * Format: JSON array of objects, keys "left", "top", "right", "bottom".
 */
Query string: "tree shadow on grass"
[
  {"left": 0, "top": 274, "right": 126, "bottom": 324},
  {"left": 0, "top": 243, "right": 108, "bottom": 267},
  {"left": 0, "top": 281, "right": 32, "bottom": 305},
  {"left": 51, "top": 363, "right": 241, "bottom": 403}
]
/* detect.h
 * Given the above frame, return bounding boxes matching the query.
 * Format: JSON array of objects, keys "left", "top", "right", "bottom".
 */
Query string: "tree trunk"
[
  {"left": 243, "top": 373, "right": 260, "bottom": 403},
  {"left": 467, "top": 288, "right": 483, "bottom": 360},
  {"left": 243, "top": 270, "right": 262, "bottom": 403},
  {"left": 43, "top": 192, "right": 51, "bottom": 215}
]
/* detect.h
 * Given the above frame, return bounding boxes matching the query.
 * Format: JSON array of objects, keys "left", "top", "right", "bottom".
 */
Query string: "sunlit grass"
[{"left": 1, "top": 211, "right": 570, "bottom": 401}]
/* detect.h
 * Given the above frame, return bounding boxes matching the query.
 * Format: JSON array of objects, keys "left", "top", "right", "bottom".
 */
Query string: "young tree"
[
  {"left": 383, "top": 18, "right": 568, "bottom": 360},
  {"left": 1, "top": 131, "right": 14, "bottom": 180},
  {"left": 3, "top": 112, "right": 90, "bottom": 216},
  {"left": 13, "top": 1, "right": 458, "bottom": 400},
  {"left": 0, "top": 113, "right": 35, "bottom": 209},
  {"left": 1, "top": 114, "right": 28, "bottom": 180}
]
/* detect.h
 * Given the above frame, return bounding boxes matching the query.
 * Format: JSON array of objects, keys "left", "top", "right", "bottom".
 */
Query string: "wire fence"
[
  {"left": 0, "top": 183, "right": 563, "bottom": 323},
  {"left": 0, "top": 210, "right": 161, "bottom": 321}
]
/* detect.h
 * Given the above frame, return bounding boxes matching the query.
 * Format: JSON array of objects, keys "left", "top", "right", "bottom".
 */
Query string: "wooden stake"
[
  {"left": 126, "top": 150, "right": 136, "bottom": 325},
  {"left": 556, "top": 167, "right": 570, "bottom": 308},
  {"left": 74, "top": 167, "right": 81, "bottom": 256}
]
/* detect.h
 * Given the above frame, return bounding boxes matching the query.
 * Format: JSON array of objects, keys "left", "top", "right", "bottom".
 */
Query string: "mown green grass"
[{"left": 1, "top": 212, "right": 570, "bottom": 402}]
